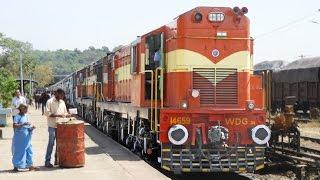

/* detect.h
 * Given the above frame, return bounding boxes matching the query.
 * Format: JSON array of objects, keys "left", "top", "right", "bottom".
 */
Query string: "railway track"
[
  {"left": 295, "top": 118, "right": 311, "bottom": 123},
  {"left": 300, "top": 136, "right": 320, "bottom": 144},
  {"left": 269, "top": 145, "right": 320, "bottom": 179},
  {"left": 269, "top": 135, "right": 320, "bottom": 179},
  {"left": 271, "top": 135, "right": 320, "bottom": 155},
  {"left": 272, "top": 146, "right": 320, "bottom": 162}
]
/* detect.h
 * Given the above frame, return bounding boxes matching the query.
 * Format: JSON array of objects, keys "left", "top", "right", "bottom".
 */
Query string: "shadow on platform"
[
  {"left": 84, "top": 124, "right": 140, "bottom": 161},
  {"left": 0, "top": 166, "right": 60, "bottom": 174}
]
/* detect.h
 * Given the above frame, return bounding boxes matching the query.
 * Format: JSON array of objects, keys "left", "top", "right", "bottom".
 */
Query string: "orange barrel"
[{"left": 57, "top": 119, "right": 85, "bottom": 167}]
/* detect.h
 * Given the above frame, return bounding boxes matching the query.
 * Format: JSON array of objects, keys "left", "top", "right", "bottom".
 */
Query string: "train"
[
  {"left": 48, "top": 6, "right": 271, "bottom": 174},
  {"left": 255, "top": 57, "right": 320, "bottom": 115}
]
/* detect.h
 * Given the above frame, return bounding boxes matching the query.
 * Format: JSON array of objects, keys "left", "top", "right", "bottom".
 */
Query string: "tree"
[
  {"left": 102, "top": 46, "right": 110, "bottom": 53},
  {"left": 0, "top": 68, "right": 18, "bottom": 107},
  {"left": 32, "top": 46, "right": 110, "bottom": 83},
  {"left": 88, "top": 46, "right": 95, "bottom": 51},
  {"left": 33, "top": 64, "right": 54, "bottom": 87},
  {"left": 0, "top": 33, "right": 36, "bottom": 77},
  {"left": 112, "top": 45, "right": 123, "bottom": 52}
]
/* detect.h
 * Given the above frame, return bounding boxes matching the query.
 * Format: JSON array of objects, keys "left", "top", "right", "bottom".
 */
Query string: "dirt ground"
[{"left": 299, "top": 120, "right": 320, "bottom": 138}]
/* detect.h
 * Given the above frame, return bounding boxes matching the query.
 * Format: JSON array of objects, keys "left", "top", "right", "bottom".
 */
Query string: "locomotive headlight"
[
  {"left": 168, "top": 124, "right": 189, "bottom": 145},
  {"left": 191, "top": 89, "right": 200, "bottom": 98},
  {"left": 251, "top": 125, "right": 271, "bottom": 145},
  {"left": 247, "top": 101, "right": 255, "bottom": 110},
  {"left": 194, "top": 12, "right": 203, "bottom": 22},
  {"left": 180, "top": 101, "right": 188, "bottom": 109},
  {"left": 208, "top": 12, "right": 225, "bottom": 22}
]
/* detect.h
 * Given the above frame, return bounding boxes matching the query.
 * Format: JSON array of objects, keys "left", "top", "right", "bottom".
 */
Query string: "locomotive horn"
[
  {"left": 233, "top": 7, "right": 241, "bottom": 14},
  {"left": 241, "top": 7, "right": 248, "bottom": 14}
]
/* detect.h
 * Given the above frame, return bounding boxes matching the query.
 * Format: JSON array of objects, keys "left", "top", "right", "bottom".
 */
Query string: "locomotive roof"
[{"left": 272, "top": 57, "right": 320, "bottom": 83}]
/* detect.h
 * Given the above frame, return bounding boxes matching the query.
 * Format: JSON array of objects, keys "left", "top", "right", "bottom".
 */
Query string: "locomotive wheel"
[
  {"left": 96, "top": 111, "right": 103, "bottom": 130},
  {"left": 289, "top": 127, "right": 300, "bottom": 151},
  {"left": 102, "top": 122, "right": 107, "bottom": 134},
  {"left": 86, "top": 111, "right": 92, "bottom": 124},
  {"left": 77, "top": 106, "right": 82, "bottom": 118},
  {"left": 98, "top": 112, "right": 104, "bottom": 130},
  {"left": 102, "top": 115, "right": 110, "bottom": 134},
  {"left": 269, "top": 127, "right": 280, "bottom": 147},
  {"left": 84, "top": 111, "right": 90, "bottom": 123}
]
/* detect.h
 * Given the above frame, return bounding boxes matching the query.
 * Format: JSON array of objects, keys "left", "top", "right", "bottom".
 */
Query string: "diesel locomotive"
[{"left": 48, "top": 6, "right": 270, "bottom": 173}]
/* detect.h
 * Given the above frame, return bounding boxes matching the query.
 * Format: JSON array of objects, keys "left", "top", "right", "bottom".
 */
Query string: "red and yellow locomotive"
[{"left": 58, "top": 6, "right": 271, "bottom": 173}]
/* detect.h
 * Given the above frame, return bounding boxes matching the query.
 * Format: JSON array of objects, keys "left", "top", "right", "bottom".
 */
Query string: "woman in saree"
[{"left": 12, "top": 103, "right": 38, "bottom": 172}]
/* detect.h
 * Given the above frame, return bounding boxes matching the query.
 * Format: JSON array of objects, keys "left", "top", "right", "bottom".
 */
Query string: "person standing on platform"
[
  {"left": 11, "top": 90, "right": 27, "bottom": 120},
  {"left": 12, "top": 103, "right": 38, "bottom": 172},
  {"left": 44, "top": 89, "right": 71, "bottom": 167}
]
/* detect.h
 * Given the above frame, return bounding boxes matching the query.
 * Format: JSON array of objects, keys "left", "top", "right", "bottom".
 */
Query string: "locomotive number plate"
[
  {"left": 225, "top": 117, "right": 255, "bottom": 125},
  {"left": 169, "top": 117, "right": 191, "bottom": 125}
]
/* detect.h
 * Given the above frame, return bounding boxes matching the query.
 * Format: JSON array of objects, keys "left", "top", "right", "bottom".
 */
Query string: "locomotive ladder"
[
  {"left": 154, "top": 32, "right": 165, "bottom": 141},
  {"left": 143, "top": 70, "right": 155, "bottom": 132}
]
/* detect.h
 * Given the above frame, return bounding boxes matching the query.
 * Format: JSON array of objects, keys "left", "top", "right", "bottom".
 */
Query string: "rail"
[
  {"left": 269, "top": 134, "right": 320, "bottom": 179},
  {"left": 300, "top": 135, "right": 320, "bottom": 144}
]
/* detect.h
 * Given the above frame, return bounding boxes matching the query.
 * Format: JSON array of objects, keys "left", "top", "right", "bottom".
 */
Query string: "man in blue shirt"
[{"left": 153, "top": 49, "right": 161, "bottom": 68}]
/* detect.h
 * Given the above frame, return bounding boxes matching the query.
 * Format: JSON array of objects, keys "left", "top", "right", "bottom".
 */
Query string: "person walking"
[
  {"left": 34, "top": 92, "right": 41, "bottom": 110},
  {"left": 40, "top": 92, "right": 50, "bottom": 115},
  {"left": 11, "top": 90, "right": 27, "bottom": 120},
  {"left": 44, "top": 89, "right": 71, "bottom": 167},
  {"left": 12, "top": 103, "right": 38, "bottom": 172}
]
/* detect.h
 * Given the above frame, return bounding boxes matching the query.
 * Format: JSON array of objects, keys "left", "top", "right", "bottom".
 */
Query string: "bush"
[{"left": 0, "top": 68, "right": 18, "bottom": 107}]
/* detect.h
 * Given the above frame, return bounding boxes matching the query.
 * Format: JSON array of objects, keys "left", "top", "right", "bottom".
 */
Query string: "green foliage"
[
  {"left": 0, "top": 68, "right": 18, "bottom": 107},
  {"left": 1, "top": 32, "right": 112, "bottom": 86},
  {"left": 33, "top": 64, "right": 54, "bottom": 87},
  {"left": 0, "top": 33, "right": 36, "bottom": 77},
  {"left": 33, "top": 46, "right": 110, "bottom": 78},
  {"left": 112, "top": 45, "right": 123, "bottom": 52}
]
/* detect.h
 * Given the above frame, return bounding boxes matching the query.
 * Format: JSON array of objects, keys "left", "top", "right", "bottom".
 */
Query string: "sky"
[{"left": 1, "top": 0, "right": 320, "bottom": 63}]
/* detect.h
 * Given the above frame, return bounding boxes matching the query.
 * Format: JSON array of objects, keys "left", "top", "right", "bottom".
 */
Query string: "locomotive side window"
[
  {"left": 144, "top": 33, "right": 164, "bottom": 100},
  {"left": 130, "top": 45, "right": 138, "bottom": 74},
  {"left": 145, "top": 34, "right": 162, "bottom": 70}
]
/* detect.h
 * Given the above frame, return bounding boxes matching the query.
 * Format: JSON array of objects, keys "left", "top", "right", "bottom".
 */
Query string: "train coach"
[
  {"left": 47, "top": 73, "right": 76, "bottom": 107},
  {"left": 255, "top": 57, "right": 320, "bottom": 114},
  {"left": 50, "top": 6, "right": 270, "bottom": 174},
  {"left": 272, "top": 59, "right": 320, "bottom": 114}
]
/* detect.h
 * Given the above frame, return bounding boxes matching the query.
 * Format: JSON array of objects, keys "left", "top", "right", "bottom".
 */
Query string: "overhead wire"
[{"left": 255, "top": 9, "right": 320, "bottom": 39}]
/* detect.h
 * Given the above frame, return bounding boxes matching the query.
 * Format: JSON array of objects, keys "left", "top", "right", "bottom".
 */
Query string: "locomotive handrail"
[
  {"left": 166, "top": 36, "right": 252, "bottom": 41},
  {"left": 141, "top": 70, "right": 155, "bottom": 131},
  {"left": 95, "top": 82, "right": 105, "bottom": 102},
  {"left": 155, "top": 67, "right": 164, "bottom": 134}
]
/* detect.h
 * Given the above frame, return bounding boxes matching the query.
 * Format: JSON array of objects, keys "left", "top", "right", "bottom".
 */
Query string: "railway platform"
[{"left": 0, "top": 107, "right": 169, "bottom": 180}]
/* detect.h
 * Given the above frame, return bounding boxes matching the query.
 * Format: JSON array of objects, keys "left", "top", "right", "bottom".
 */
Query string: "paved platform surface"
[{"left": 0, "top": 107, "right": 169, "bottom": 180}]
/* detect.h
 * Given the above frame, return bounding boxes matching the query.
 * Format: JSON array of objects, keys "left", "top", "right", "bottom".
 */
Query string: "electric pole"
[
  {"left": 30, "top": 73, "right": 32, "bottom": 98},
  {"left": 20, "top": 52, "right": 24, "bottom": 96}
]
